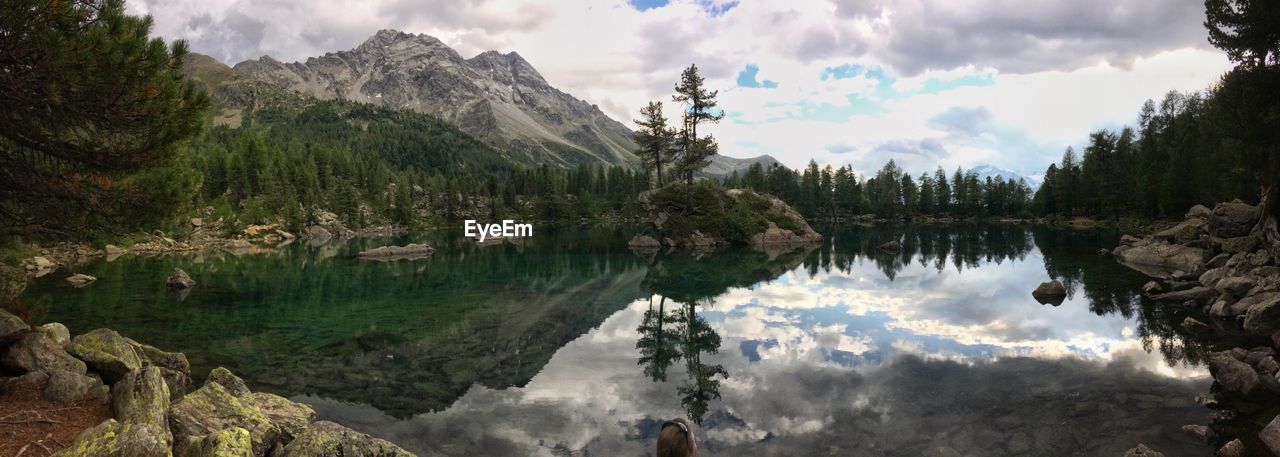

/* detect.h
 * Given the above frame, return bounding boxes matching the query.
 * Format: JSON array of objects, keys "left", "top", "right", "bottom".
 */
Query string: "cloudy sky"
[{"left": 127, "top": 0, "right": 1231, "bottom": 178}]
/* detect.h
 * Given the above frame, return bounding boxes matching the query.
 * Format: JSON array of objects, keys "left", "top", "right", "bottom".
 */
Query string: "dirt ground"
[{"left": 0, "top": 376, "right": 111, "bottom": 457}]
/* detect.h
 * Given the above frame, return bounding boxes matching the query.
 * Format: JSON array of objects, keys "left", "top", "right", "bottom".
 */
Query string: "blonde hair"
[{"left": 656, "top": 418, "right": 696, "bottom": 457}]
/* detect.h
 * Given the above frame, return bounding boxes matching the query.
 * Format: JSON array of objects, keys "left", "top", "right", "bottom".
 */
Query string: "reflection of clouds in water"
[{"left": 307, "top": 250, "right": 1211, "bottom": 456}]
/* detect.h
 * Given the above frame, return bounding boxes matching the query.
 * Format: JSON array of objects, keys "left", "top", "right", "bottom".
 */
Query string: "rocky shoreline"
[
  {"left": 0, "top": 308, "right": 416, "bottom": 456},
  {"left": 1111, "top": 200, "right": 1280, "bottom": 456}
]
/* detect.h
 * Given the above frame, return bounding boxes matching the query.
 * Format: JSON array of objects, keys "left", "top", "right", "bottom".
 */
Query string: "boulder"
[
  {"left": 179, "top": 427, "right": 253, "bottom": 457},
  {"left": 57, "top": 419, "right": 172, "bottom": 457},
  {"left": 1209, "top": 201, "right": 1261, "bottom": 238},
  {"left": 1124, "top": 444, "right": 1164, "bottom": 457},
  {"left": 190, "top": 218, "right": 204, "bottom": 228},
  {"left": 104, "top": 244, "right": 126, "bottom": 256},
  {"left": 1207, "top": 253, "right": 1231, "bottom": 269},
  {"left": 205, "top": 366, "right": 251, "bottom": 397},
  {"left": 1243, "top": 293, "right": 1280, "bottom": 335},
  {"left": 167, "top": 268, "right": 196, "bottom": 289},
  {"left": 1031, "top": 280, "right": 1067, "bottom": 305},
  {"left": 1182, "top": 424, "right": 1213, "bottom": 442},
  {"left": 67, "top": 328, "right": 144, "bottom": 383},
  {"left": 1219, "top": 234, "right": 1262, "bottom": 254},
  {"left": 749, "top": 221, "right": 823, "bottom": 247},
  {"left": 304, "top": 225, "right": 332, "bottom": 240},
  {"left": 1113, "top": 241, "right": 1209, "bottom": 278},
  {"left": 37, "top": 322, "right": 71, "bottom": 347},
  {"left": 66, "top": 273, "right": 98, "bottom": 287},
  {"left": 1153, "top": 218, "right": 1206, "bottom": 244},
  {"left": 1217, "top": 439, "right": 1245, "bottom": 457},
  {"left": 127, "top": 338, "right": 192, "bottom": 400},
  {"left": 1151, "top": 286, "right": 1218, "bottom": 305},
  {"left": 1181, "top": 317, "right": 1214, "bottom": 334},
  {"left": 0, "top": 307, "right": 30, "bottom": 345},
  {"left": 627, "top": 234, "right": 662, "bottom": 249},
  {"left": 244, "top": 392, "right": 316, "bottom": 443},
  {"left": 1200, "top": 267, "right": 1230, "bottom": 289},
  {"left": 44, "top": 368, "right": 107, "bottom": 404},
  {"left": 282, "top": 421, "right": 413, "bottom": 457},
  {"left": 356, "top": 244, "right": 434, "bottom": 260},
  {"left": 1186, "top": 204, "right": 1212, "bottom": 219},
  {"left": 7, "top": 370, "right": 49, "bottom": 390},
  {"left": 1209, "top": 352, "right": 1260, "bottom": 395},
  {"left": 877, "top": 240, "right": 902, "bottom": 252},
  {"left": 169, "top": 382, "right": 280, "bottom": 457},
  {"left": 1141, "top": 281, "right": 1162, "bottom": 295},
  {"left": 29, "top": 255, "right": 56, "bottom": 271},
  {"left": 1261, "top": 416, "right": 1280, "bottom": 455},
  {"left": 113, "top": 367, "right": 172, "bottom": 435},
  {"left": 2, "top": 332, "right": 87, "bottom": 375},
  {"left": 1216, "top": 277, "right": 1257, "bottom": 298}
]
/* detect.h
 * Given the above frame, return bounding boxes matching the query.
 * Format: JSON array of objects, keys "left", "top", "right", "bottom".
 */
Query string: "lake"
[{"left": 19, "top": 224, "right": 1214, "bottom": 456}]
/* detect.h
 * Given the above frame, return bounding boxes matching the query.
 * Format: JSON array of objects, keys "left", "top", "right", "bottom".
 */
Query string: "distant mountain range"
[
  {"left": 232, "top": 29, "right": 637, "bottom": 167},
  {"left": 702, "top": 154, "right": 782, "bottom": 178},
  {"left": 970, "top": 165, "right": 1042, "bottom": 190}
]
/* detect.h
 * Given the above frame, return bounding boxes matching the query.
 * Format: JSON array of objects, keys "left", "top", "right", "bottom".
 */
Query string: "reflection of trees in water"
[{"left": 816, "top": 224, "right": 1035, "bottom": 281}]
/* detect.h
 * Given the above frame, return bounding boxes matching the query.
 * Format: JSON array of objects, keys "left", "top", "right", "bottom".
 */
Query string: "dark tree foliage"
[
  {"left": 0, "top": 0, "right": 210, "bottom": 236},
  {"left": 672, "top": 64, "right": 724, "bottom": 184},
  {"left": 634, "top": 101, "right": 676, "bottom": 188}
]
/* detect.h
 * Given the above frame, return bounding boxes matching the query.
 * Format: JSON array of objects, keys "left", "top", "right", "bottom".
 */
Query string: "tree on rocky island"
[
  {"left": 0, "top": 0, "right": 209, "bottom": 237},
  {"left": 672, "top": 64, "right": 724, "bottom": 185},
  {"left": 634, "top": 101, "right": 676, "bottom": 188}
]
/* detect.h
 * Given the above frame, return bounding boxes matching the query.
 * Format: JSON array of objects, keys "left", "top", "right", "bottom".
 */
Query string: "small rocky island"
[
  {"left": 1112, "top": 199, "right": 1280, "bottom": 456},
  {"left": 0, "top": 309, "right": 415, "bottom": 456},
  {"left": 628, "top": 183, "right": 822, "bottom": 249}
]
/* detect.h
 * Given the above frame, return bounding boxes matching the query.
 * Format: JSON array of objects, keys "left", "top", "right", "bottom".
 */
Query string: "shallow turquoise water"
[{"left": 20, "top": 224, "right": 1213, "bottom": 456}]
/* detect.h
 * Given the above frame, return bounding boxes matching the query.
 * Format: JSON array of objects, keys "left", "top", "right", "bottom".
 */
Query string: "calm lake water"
[{"left": 20, "top": 225, "right": 1215, "bottom": 456}]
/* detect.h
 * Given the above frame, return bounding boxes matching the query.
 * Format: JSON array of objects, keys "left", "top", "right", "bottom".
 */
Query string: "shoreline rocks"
[
  {"left": 633, "top": 185, "right": 823, "bottom": 250},
  {"left": 166, "top": 268, "right": 196, "bottom": 289},
  {"left": 1112, "top": 198, "right": 1280, "bottom": 456},
  {"left": 357, "top": 243, "right": 434, "bottom": 260}
]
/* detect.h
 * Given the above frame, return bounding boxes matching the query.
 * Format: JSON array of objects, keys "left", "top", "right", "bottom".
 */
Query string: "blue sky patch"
[
  {"left": 736, "top": 64, "right": 778, "bottom": 88},
  {"left": 629, "top": 0, "right": 737, "bottom": 16}
]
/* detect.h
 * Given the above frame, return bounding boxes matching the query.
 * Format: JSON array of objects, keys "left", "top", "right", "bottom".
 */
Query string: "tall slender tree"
[
  {"left": 634, "top": 101, "right": 675, "bottom": 188},
  {"left": 672, "top": 64, "right": 725, "bottom": 184}
]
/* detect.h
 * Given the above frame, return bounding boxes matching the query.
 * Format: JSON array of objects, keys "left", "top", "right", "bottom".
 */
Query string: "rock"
[
  {"left": 282, "top": 421, "right": 413, "bottom": 457},
  {"left": 1114, "top": 241, "right": 1209, "bottom": 278},
  {"left": 205, "top": 366, "right": 251, "bottom": 397},
  {"left": 179, "top": 427, "right": 253, "bottom": 457},
  {"left": 191, "top": 218, "right": 204, "bottom": 227},
  {"left": 57, "top": 419, "right": 172, "bottom": 457},
  {"left": 627, "top": 234, "right": 662, "bottom": 249},
  {"left": 877, "top": 240, "right": 902, "bottom": 252},
  {"left": 1120, "top": 234, "right": 1143, "bottom": 246},
  {"left": 169, "top": 382, "right": 280, "bottom": 457},
  {"left": 1124, "top": 444, "right": 1164, "bottom": 457},
  {"left": 1207, "top": 253, "right": 1231, "bottom": 269},
  {"left": 37, "top": 322, "right": 71, "bottom": 347},
  {"left": 1209, "top": 352, "right": 1259, "bottom": 395},
  {"left": 356, "top": 244, "right": 434, "bottom": 259},
  {"left": 1182, "top": 424, "right": 1213, "bottom": 442},
  {"left": 167, "top": 268, "right": 196, "bottom": 289},
  {"left": 2, "top": 332, "right": 87, "bottom": 375},
  {"left": 748, "top": 221, "right": 823, "bottom": 247},
  {"left": 1200, "top": 267, "right": 1230, "bottom": 289},
  {"left": 1031, "top": 280, "right": 1067, "bottom": 305},
  {"left": 113, "top": 367, "right": 171, "bottom": 435},
  {"left": 44, "top": 368, "right": 106, "bottom": 404},
  {"left": 1187, "top": 204, "right": 1212, "bottom": 219},
  {"left": 1217, "top": 277, "right": 1257, "bottom": 298},
  {"left": 1260, "top": 356, "right": 1280, "bottom": 376},
  {"left": 1261, "top": 416, "right": 1280, "bottom": 455},
  {"left": 1181, "top": 317, "right": 1214, "bottom": 333},
  {"left": 304, "top": 225, "right": 332, "bottom": 240},
  {"left": 127, "top": 339, "right": 192, "bottom": 400},
  {"left": 1217, "top": 439, "right": 1245, "bottom": 457},
  {"left": 1098, "top": 248, "right": 1112, "bottom": 257},
  {"left": 1219, "top": 234, "right": 1262, "bottom": 254},
  {"left": 29, "top": 256, "right": 56, "bottom": 271},
  {"left": 244, "top": 392, "right": 316, "bottom": 443},
  {"left": 67, "top": 328, "right": 144, "bottom": 383},
  {"left": 0, "top": 307, "right": 30, "bottom": 345},
  {"left": 66, "top": 273, "right": 98, "bottom": 287},
  {"left": 104, "top": 244, "right": 126, "bottom": 256},
  {"left": 1153, "top": 218, "right": 1206, "bottom": 244},
  {"left": 1151, "top": 286, "right": 1218, "bottom": 305},
  {"left": 1247, "top": 347, "right": 1275, "bottom": 363},
  {"left": 1242, "top": 293, "right": 1280, "bottom": 336},
  {"left": 1142, "top": 281, "right": 1163, "bottom": 295},
  {"left": 1209, "top": 201, "right": 1261, "bottom": 238},
  {"left": 7, "top": 370, "right": 49, "bottom": 389}
]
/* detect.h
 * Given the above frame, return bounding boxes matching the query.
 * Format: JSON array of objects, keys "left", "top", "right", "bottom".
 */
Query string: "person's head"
[{"left": 656, "top": 418, "right": 697, "bottom": 457}]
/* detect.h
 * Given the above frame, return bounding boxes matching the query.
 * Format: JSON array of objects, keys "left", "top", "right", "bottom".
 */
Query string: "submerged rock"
[
  {"left": 58, "top": 419, "right": 173, "bottom": 457},
  {"left": 1031, "top": 280, "right": 1067, "bottom": 305},
  {"left": 627, "top": 234, "right": 662, "bottom": 249},
  {"left": 282, "top": 421, "right": 413, "bottom": 457},
  {"left": 167, "top": 268, "right": 196, "bottom": 289},
  {"left": 67, "top": 328, "right": 144, "bottom": 383},
  {"left": 66, "top": 273, "right": 98, "bottom": 287},
  {"left": 877, "top": 240, "right": 902, "bottom": 252},
  {"left": 356, "top": 243, "right": 434, "bottom": 260}
]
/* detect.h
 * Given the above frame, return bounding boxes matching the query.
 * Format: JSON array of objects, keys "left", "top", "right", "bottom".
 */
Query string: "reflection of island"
[{"left": 636, "top": 245, "right": 814, "bottom": 423}]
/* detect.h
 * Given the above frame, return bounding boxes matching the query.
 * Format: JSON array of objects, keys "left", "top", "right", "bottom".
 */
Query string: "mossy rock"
[
  {"left": 55, "top": 419, "right": 173, "bottom": 457},
  {"left": 2, "top": 332, "right": 87, "bottom": 375},
  {"left": 0, "top": 307, "right": 29, "bottom": 345},
  {"left": 170, "top": 382, "right": 281, "bottom": 457},
  {"left": 127, "top": 337, "right": 192, "bottom": 400},
  {"left": 282, "top": 421, "right": 414, "bottom": 457},
  {"left": 68, "top": 328, "right": 144, "bottom": 384},
  {"left": 178, "top": 426, "right": 253, "bottom": 457},
  {"left": 112, "top": 367, "right": 171, "bottom": 434},
  {"left": 204, "top": 366, "right": 250, "bottom": 397},
  {"left": 244, "top": 392, "right": 315, "bottom": 443}
]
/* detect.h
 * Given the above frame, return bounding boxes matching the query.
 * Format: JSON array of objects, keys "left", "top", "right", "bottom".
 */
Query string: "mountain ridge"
[{"left": 232, "top": 29, "right": 638, "bottom": 168}]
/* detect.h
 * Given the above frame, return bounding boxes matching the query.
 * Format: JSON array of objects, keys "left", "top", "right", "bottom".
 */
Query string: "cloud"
[{"left": 928, "top": 106, "right": 994, "bottom": 135}]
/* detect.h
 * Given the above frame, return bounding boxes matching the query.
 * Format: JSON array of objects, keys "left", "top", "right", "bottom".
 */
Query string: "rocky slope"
[
  {"left": 0, "top": 309, "right": 415, "bottom": 456},
  {"left": 233, "top": 29, "right": 637, "bottom": 168},
  {"left": 629, "top": 184, "right": 822, "bottom": 250},
  {"left": 1111, "top": 200, "right": 1280, "bottom": 456},
  {"left": 700, "top": 154, "right": 782, "bottom": 178}
]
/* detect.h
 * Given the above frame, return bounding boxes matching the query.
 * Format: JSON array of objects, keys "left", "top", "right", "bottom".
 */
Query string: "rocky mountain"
[
  {"left": 701, "top": 154, "right": 782, "bottom": 178},
  {"left": 971, "top": 165, "right": 1041, "bottom": 190},
  {"left": 232, "top": 29, "right": 637, "bottom": 168}
]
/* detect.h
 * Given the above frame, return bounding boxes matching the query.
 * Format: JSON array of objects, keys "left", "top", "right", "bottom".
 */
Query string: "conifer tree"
[
  {"left": 634, "top": 101, "right": 675, "bottom": 188},
  {"left": 672, "top": 64, "right": 725, "bottom": 184}
]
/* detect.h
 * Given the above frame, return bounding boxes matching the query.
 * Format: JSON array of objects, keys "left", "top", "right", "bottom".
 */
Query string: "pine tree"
[
  {"left": 634, "top": 101, "right": 675, "bottom": 188},
  {"left": 0, "top": 0, "right": 210, "bottom": 236},
  {"left": 672, "top": 64, "right": 725, "bottom": 184}
]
